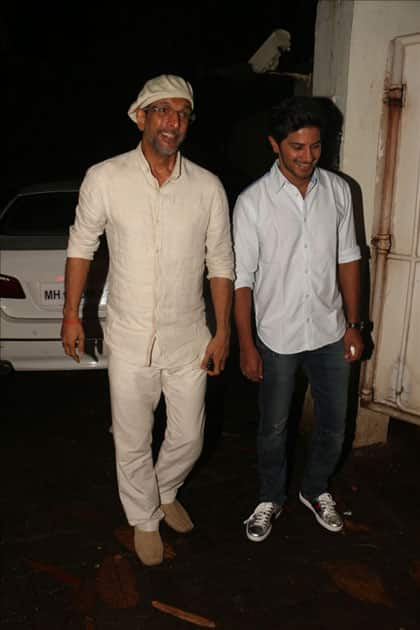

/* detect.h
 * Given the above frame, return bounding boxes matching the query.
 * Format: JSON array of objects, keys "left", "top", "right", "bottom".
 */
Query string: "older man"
[{"left": 61, "top": 74, "right": 234, "bottom": 565}]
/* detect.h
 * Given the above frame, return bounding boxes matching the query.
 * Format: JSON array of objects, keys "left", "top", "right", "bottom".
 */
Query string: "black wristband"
[{"left": 346, "top": 322, "right": 362, "bottom": 329}]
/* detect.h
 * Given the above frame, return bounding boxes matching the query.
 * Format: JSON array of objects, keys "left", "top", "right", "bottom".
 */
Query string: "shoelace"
[
  {"left": 317, "top": 493, "right": 336, "bottom": 515},
  {"left": 244, "top": 502, "right": 276, "bottom": 525}
]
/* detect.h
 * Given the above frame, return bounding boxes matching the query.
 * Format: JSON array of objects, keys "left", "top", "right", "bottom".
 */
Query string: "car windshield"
[{"left": 0, "top": 191, "right": 79, "bottom": 236}]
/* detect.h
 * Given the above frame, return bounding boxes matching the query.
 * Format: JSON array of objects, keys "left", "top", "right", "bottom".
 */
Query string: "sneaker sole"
[
  {"left": 245, "top": 510, "right": 282, "bottom": 542},
  {"left": 299, "top": 492, "right": 343, "bottom": 533}
]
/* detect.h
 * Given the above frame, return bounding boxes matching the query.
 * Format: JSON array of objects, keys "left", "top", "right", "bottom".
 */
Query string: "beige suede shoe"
[
  {"left": 134, "top": 528, "right": 163, "bottom": 566},
  {"left": 161, "top": 500, "right": 194, "bottom": 533}
]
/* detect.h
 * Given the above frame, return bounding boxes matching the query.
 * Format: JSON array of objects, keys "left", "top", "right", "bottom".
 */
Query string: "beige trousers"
[{"left": 108, "top": 341, "right": 207, "bottom": 531}]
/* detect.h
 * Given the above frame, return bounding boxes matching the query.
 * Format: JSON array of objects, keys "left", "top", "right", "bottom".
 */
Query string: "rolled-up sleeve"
[
  {"left": 233, "top": 194, "right": 259, "bottom": 290},
  {"left": 67, "top": 168, "right": 107, "bottom": 260},
  {"left": 205, "top": 181, "right": 235, "bottom": 281},
  {"left": 337, "top": 180, "right": 361, "bottom": 264}
]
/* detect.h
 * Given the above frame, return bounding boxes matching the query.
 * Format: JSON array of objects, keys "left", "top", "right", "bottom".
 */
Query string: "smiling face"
[
  {"left": 269, "top": 126, "right": 322, "bottom": 193},
  {"left": 135, "top": 97, "right": 192, "bottom": 157}
]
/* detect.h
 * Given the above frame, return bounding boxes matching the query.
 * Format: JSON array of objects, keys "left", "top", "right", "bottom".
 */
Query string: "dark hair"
[{"left": 269, "top": 96, "right": 326, "bottom": 144}]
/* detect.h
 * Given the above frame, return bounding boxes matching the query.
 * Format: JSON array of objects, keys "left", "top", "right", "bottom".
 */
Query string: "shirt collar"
[{"left": 270, "top": 160, "right": 319, "bottom": 193}]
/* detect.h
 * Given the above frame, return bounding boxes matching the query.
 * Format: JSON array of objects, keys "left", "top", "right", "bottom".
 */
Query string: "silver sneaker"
[
  {"left": 244, "top": 501, "right": 282, "bottom": 542},
  {"left": 299, "top": 491, "right": 343, "bottom": 532}
]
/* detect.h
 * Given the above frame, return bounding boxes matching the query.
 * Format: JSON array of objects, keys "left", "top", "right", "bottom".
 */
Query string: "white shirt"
[
  {"left": 233, "top": 162, "right": 361, "bottom": 354},
  {"left": 67, "top": 143, "right": 234, "bottom": 366}
]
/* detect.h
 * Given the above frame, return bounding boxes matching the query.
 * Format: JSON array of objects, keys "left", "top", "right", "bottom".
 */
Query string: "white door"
[{"left": 361, "top": 33, "right": 420, "bottom": 425}]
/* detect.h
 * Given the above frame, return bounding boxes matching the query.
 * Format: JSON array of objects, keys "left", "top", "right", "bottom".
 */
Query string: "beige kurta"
[{"left": 67, "top": 143, "right": 234, "bottom": 366}]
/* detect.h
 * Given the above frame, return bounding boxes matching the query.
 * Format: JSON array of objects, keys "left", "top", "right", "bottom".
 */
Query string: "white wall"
[{"left": 313, "top": 0, "right": 420, "bottom": 236}]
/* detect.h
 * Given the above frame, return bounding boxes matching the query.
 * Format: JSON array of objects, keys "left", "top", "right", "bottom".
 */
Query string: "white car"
[{"left": 0, "top": 182, "right": 108, "bottom": 373}]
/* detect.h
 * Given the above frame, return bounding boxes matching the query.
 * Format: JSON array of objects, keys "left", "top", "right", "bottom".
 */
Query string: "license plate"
[
  {"left": 39, "top": 283, "right": 108, "bottom": 307},
  {"left": 40, "top": 283, "right": 65, "bottom": 305}
]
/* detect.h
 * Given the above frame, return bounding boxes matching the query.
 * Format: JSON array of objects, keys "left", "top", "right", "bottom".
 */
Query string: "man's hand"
[
  {"left": 61, "top": 319, "right": 85, "bottom": 363},
  {"left": 240, "top": 344, "right": 263, "bottom": 382},
  {"left": 201, "top": 332, "right": 230, "bottom": 376},
  {"left": 344, "top": 328, "right": 364, "bottom": 362}
]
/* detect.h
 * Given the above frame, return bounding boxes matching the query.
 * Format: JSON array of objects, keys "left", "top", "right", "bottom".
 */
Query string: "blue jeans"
[{"left": 257, "top": 337, "right": 350, "bottom": 505}]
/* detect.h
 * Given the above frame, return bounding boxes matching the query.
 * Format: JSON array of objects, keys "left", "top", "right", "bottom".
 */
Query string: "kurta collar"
[{"left": 137, "top": 142, "right": 183, "bottom": 183}]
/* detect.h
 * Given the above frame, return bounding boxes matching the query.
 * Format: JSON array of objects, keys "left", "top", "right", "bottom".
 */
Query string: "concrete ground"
[{"left": 2, "top": 363, "right": 420, "bottom": 629}]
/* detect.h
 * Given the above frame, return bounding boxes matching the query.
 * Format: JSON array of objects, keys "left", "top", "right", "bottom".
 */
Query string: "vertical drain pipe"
[{"left": 360, "top": 84, "right": 404, "bottom": 403}]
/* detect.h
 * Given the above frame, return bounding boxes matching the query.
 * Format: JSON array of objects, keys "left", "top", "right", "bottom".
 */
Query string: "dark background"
[{"left": 2, "top": 1, "right": 318, "bottom": 204}]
